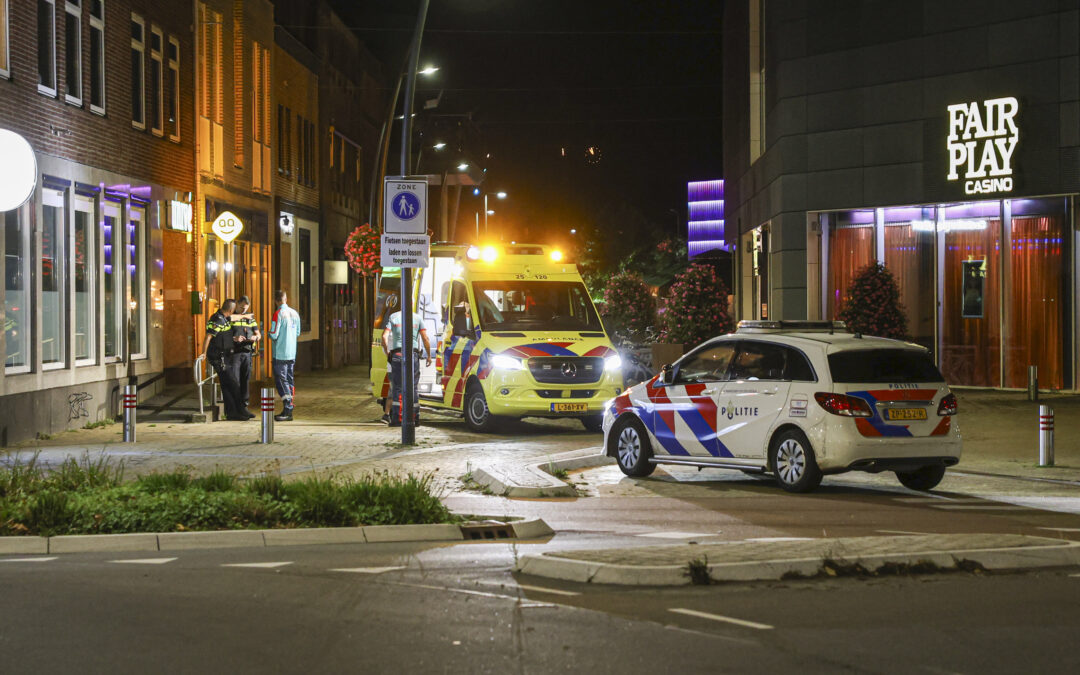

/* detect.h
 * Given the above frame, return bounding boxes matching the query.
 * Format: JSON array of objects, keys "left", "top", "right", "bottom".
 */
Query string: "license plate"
[
  {"left": 551, "top": 402, "right": 588, "bottom": 413},
  {"left": 885, "top": 407, "right": 927, "bottom": 421}
]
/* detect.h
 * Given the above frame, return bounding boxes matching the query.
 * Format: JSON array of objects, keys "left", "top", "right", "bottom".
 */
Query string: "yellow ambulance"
[{"left": 371, "top": 243, "right": 623, "bottom": 432}]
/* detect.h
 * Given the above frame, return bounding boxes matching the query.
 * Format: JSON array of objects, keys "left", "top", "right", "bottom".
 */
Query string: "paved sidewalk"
[{"left": 517, "top": 533, "right": 1080, "bottom": 585}]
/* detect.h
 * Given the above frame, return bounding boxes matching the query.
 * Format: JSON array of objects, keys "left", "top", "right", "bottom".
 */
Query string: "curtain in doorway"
[
  {"left": 884, "top": 224, "right": 935, "bottom": 351},
  {"left": 827, "top": 226, "right": 874, "bottom": 320},
  {"left": 941, "top": 221, "right": 1001, "bottom": 387},
  {"left": 1006, "top": 216, "right": 1066, "bottom": 389}
]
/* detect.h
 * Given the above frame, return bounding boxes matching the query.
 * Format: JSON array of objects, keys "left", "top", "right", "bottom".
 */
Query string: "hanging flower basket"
[{"left": 344, "top": 223, "right": 382, "bottom": 277}]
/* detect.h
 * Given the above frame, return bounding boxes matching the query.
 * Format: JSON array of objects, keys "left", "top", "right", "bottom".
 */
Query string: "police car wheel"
[
  {"left": 464, "top": 384, "right": 500, "bottom": 433},
  {"left": 895, "top": 465, "right": 946, "bottom": 491},
  {"left": 581, "top": 414, "right": 603, "bottom": 433},
  {"left": 769, "top": 429, "right": 822, "bottom": 493},
  {"left": 610, "top": 416, "right": 655, "bottom": 477}
]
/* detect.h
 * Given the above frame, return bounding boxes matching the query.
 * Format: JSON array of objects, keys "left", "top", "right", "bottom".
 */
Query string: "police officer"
[
  {"left": 203, "top": 299, "right": 251, "bottom": 420},
  {"left": 229, "top": 295, "right": 261, "bottom": 410}
]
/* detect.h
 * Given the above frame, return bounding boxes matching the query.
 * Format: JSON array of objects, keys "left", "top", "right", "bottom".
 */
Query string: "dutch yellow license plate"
[
  {"left": 551, "top": 402, "right": 588, "bottom": 413},
  {"left": 885, "top": 408, "right": 927, "bottom": 421}
]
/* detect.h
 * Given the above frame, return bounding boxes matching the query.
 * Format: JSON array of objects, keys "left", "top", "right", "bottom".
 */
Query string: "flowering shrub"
[
  {"left": 344, "top": 223, "right": 381, "bottom": 277},
  {"left": 600, "top": 272, "right": 655, "bottom": 338},
  {"left": 838, "top": 262, "right": 908, "bottom": 339},
  {"left": 659, "top": 263, "right": 734, "bottom": 348}
]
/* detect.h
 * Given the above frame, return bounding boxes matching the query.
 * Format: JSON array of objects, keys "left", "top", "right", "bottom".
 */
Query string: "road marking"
[
  {"left": 515, "top": 584, "right": 581, "bottom": 597},
  {"left": 930, "top": 505, "right": 1029, "bottom": 511},
  {"left": 382, "top": 580, "right": 560, "bottom": 608},
  {"left": 669, "top": 608, "right": 773, "bottom": 631},
  {"left": 1039, "top": 527, "right": 1080, "bottom": 533},
  {"left": 744, "top": 537, "right": 814, "bottom": 543},
  {"left": 109, "top": 558, "right": 177, "bottom": 565},
  {"left": 0, "top": 557, "right": 58, "bottom": 563},
  {"left": 877, "top": 530, "right": 931, "bottom": 536},
  {"left": 330, "top": 566, "right": 405, "bottom": 574},
  {"left": 222, "top": 562, "right": 293, "bottom": 569},
  {"left": 894, "top": 496, "right": 958, "bottom": 503},
  {"left": 637, "top": 532, "right": 717, "bottom": 539},
  {"left": 1069, "top": 573, "right": 1080, "bottom": 578}
]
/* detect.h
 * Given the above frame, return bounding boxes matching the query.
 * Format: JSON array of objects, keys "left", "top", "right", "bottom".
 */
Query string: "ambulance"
[{"left": 371, "top": 243, "right": 623, "bottom": 432}]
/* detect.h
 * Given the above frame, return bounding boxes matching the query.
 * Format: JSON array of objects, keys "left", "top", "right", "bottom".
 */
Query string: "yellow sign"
[{"left": 211, "top": 210, "right": 244, "bottom": 243}]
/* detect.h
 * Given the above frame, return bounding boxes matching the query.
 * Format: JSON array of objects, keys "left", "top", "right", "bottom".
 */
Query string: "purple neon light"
[{"left": 687, "top": 179, "right": 727, "bottom": 257}]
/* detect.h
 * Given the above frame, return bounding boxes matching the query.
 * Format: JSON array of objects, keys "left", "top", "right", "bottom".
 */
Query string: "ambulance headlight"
[
  {"left": 481, "top": 246, "right": 498, "bottom": 263},
  {"left": 492, "top": 354, "right": 525, "bottom": 371},
  {"left": 604, "top": 354, "right": 622, "bottom": 372}
]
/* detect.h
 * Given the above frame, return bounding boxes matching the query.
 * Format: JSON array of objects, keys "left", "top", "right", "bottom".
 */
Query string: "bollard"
[
  {"left": 122, "top": 385, "right": 137, "bottom": 443},
  {"left": 1039, "top": 404, "right": 1054, "bottom": 466},
  {"left": 1028, "top": 365, "right": 1039, "bottom": 402},
  {"left": 260, "top": 387, "right": 275, "bottom": 444}
]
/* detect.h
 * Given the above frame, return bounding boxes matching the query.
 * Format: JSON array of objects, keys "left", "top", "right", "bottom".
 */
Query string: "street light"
[
  {"left": 418, "top": 65, "right": 440, "bottom": 76},
  {"left": 433, "top": 142, "right": 446, "bottom": 150},
  {"left": 570, "top": 228, "right": 577, "bottom": 234},
  {"left": 496, "top": 191, "right": 507, "bottom": 199},
  {"left": 457, "top": 162, "right": 469, "bottom": 171},
  {"left": 479, "top": 190, "right": 507, "bottom": 237}
]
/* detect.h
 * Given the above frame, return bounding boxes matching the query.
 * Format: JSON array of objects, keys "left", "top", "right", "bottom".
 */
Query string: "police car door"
[
  {"left": 719, "top": 340, "right": 792, "bottom": 459},
  {"left": 651, "top": 341, "right": 735, "bottom": 459}
]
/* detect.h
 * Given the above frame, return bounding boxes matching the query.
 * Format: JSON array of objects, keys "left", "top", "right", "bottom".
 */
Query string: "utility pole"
[{"left": 399, "top": 0, "right": 430, "bottom": 445}]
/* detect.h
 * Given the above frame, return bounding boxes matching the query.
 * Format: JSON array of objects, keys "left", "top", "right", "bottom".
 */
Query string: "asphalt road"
[{"left": 2, "top": 538, "right": 1079, "bottom": 674}]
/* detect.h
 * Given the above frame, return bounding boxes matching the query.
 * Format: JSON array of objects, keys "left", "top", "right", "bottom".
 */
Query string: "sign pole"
[{"left": 398, "top": 0, "right": 430, "bottom": 446}]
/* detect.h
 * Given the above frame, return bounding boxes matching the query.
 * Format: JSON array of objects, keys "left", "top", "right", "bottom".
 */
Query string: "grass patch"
[
  {"left": 780, "top": 556, "right": 987, "bottom": 581},
  {"left": 83, "top": 419, "right": 117, "bottom": 430},
  {"left": 0, "top": 455, "right": 454, "bottom": 536},
  {"left": 545, "top": 460, "right": 570, "bottom": 481},
  {"left": 684, "top": 555, "right": 711, "bottom": 585}
]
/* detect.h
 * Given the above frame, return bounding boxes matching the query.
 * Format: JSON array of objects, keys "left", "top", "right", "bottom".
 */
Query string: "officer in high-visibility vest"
[
  {"left": 202, "top": 298, "right": 250, "bottom": 420},
  {"left": 229, "top": 295, "right": 261, "bottom": 410}
]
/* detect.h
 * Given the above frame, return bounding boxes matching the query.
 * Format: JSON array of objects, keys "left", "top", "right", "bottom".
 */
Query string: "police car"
[{"left": 602, "top": 321, "right": 961, "bottom": 493}]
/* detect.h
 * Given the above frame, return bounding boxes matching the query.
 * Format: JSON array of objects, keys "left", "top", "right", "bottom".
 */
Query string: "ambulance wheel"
[
  {"left": 895, "top": 465, "right": 946, "bottom": 491},
  {"left": 464, "top": 384, "right": 501, "bottom": 433},
  {"left": 769, "top": 428, "right": 822, "bottom": 493},
  {"left": 610, "top": 415, "right": 655, "bottom": 477},
  {"left": 581, "top": 415, "right": 603, "bottom": 433}
]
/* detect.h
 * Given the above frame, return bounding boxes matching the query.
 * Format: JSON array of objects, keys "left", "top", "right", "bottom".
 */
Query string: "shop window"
[
  {"left": 298, "top": 227, "right": 311, "bottom": 331},
  {"left": 74, "top": 195, "right": 95, "bottom": 363},
  {"left": 128, "top": 205, "right": 146, "bottom": 358},
  {"left": 103, "top": 200, "right": 122, "bottom": 359},
  {"left": 204, "top": 236, "right": 221, "bottom": 316},
  {"left": 89, "top": 0, "right": 104, "bottom": 113},
  {"left": 42, "top": 189, "right": 66, "bottom": 367},
  {"left": 1, "top": 0, "right": 10, "bottom": 78},
  {"left": 883, "top": 207, "right": 936, "bottom": 352},
  {"left": 826, "top": 211, "right": 875, "bottom": 320},
  {"left": 38, "top": 0, "right": 56, "bottom": 95},
  {"left": 940, "top": 201, "right": 1001, "bottom": 387},
  {"left": 166, "top": 37, "right": 179, "bottom": 141},
  {"left": 3, "top": 207, "right": 30, "bottom": 371},
  {"left": 149, "top": 26, "right": 163, "bottom": 135},
  {"left": 63, "top": 0, "right": 81, "bottom": 104},
  {"left": 130, "top": 14, "right": 145, "bottom": 129},
  {"left": 1005, "top": 198, "right": 1070, "bottom": 389}
]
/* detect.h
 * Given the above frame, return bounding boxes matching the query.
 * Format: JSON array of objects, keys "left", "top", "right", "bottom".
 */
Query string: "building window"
[
  {"left": 149, "top": 26, "right": 163, "bottom": 135},
  {"left": 1, "top": 0, "right": 10, "bottom": 78},
  {"left": 198, "top": 3, "right": 223, "bottom": 178},
  {"left": 38, "top": 0, "right": 57, "bottom": 95},
  {"left": 296, "top": 114, "right": 304, "bottom": 184},
  {"left": 130, "top": 14, "right": 145, "bottom": 129},
  {"left": 42, "top": 188, "right": 67, "bottom": 367},
  {"left": 128, "top": 205, "right": 146, "bottom": 358},
  {"left": 308, "top": 120, "right": 316, "bottom": 188},
  {"left": 166, "top": 36, "right": 180, "bottom": 141},
  {"left": 3, "top": 206, "right": 30, "bottom": 372},
  {"left": 748, "top": 0, "right": 765, "bottom": 163},
  {"left": 252, "top": 42, "right": 271, "bottom": 192},
  {"left": 277, "top": 105, "right": 289, "bottom": 176},
  {"left": 298, "top": 227, "right": 311, "bottom": 331},
  {"left": 103, "top": 200, "right": 122, "bottom": 359},
  {"left": 64, "top": 0, "right": 81, "bottom": 104},
  {"left": 89, "top": 0, "right": 104, "bottom": 113},
  {"left": 74, "top": 195, "right": 95, "bottom": 363}
]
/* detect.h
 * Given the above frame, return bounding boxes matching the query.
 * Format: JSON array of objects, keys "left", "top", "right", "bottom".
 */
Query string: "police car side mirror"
[{"left": 661, "top": 363, "right": 675, "bottom": 385}]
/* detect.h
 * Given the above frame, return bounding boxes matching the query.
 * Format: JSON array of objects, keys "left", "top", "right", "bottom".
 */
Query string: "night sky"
[{"left": 332, "top": 0, "right": 723, "bottom": 248}]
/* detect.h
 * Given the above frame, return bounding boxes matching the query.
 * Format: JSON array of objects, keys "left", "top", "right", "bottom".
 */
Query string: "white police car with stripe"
[{"left": 602, "top": 321, "right": 961, "bottom": 493}]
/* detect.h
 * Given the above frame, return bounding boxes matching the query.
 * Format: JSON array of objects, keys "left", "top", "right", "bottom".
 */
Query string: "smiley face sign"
[{"left": 211, "top": 211, "right": 244, "bottom": 243}]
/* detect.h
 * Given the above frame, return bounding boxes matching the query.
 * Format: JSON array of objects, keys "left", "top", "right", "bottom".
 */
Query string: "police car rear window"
[{"left": 828, "top": 349, "right": 945, "bottom": 383}]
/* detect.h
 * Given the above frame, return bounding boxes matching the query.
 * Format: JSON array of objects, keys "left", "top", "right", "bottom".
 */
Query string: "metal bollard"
[
  {"left": 1039, "top": 404, "right": 1054, "bottom": 466},
  {"left": 1028, "top": 365, "right": 1039, "bottom": 402},
  {"left": 260, "top": 387, "right": 275, "bottom": 444},
  {"left": 122, "top": 385, "right": 137, "bottom": 443}
]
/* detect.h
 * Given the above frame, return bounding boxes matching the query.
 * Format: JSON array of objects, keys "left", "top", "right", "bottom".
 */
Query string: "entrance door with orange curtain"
[
  {"left": 941, "top": 217, "right": 1001, "bottom": 387},
  {"left": 883, "top": 221, "right": 936, "bottom": 352},
  {"left": 827, "top": 223, "right": 875, "bottom": 320}
]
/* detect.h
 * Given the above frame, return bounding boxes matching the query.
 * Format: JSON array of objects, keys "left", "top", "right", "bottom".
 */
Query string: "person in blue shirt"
[
  {"left": 268, "top": 290, "right": 302, "bottom": 421},
  {"left": 381, "top": 296, "right": 432, "bottom": 426}
]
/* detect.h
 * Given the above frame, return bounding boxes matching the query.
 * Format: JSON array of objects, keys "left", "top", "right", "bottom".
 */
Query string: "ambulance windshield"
[{"left": 471, "top": 281, "right": 602, "bottom": 331}]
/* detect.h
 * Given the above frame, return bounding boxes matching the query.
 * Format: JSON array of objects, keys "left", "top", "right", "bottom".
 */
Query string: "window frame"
[
  {"left": 73, "top": 194, "right": 96, "bottom": 366},
  {"left": 41, "top": 187, "right": 68, "bottom": 370},
  {"left": 127, "top": 204, "right": 147, "bottom": 360},
  {"left": 672, "top": 340, "right": 737, "bottom": 385},
  {"left": 148, "top": 25, "right": 164, "bottom": 136},
  {"left": 130, "top": 13, "right": 145, "bottom": 130},
  {"left": 166, "top": 35, "right": 180, "bottom": 141},
  {"left": 0, "top": 0, "right": 10, "bottom": 79},
  {"left": 88, "top": 0, "right": 105, "bottom": 114},
  {"left": 102, "top": 199, "right": 123, "bottom": 361},
  {"left": 3, "top": 205, "right": 32, "bottom": 374},
  {"left": 38, "top": 0, "right": 57, "bottom": 96},
  {"left": 63, "top": 0, "right": 82, "bottom": 105},
  {"left": 728, "top": 340, "right": 801, "bottom": 383}
]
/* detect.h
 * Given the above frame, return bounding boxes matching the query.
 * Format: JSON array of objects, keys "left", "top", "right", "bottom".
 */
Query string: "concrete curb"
[
  {"left": 0, "top": 519, "right": 553, "bottom": 555},
  {"left": 471, "top": 447, "right": 613, "bottom": 498},
  {"left": 516, "top": 537, "right": 1080, "bottom": 586}
]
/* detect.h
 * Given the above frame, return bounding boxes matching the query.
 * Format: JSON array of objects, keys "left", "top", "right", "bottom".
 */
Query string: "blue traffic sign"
[{"left": 391, "top": 191, "right": 421, "bottom": 221}]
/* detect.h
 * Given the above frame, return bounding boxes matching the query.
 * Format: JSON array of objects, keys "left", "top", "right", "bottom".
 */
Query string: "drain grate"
[{"left": 460, "top": 523, "right": 514, "bottom": 540}]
